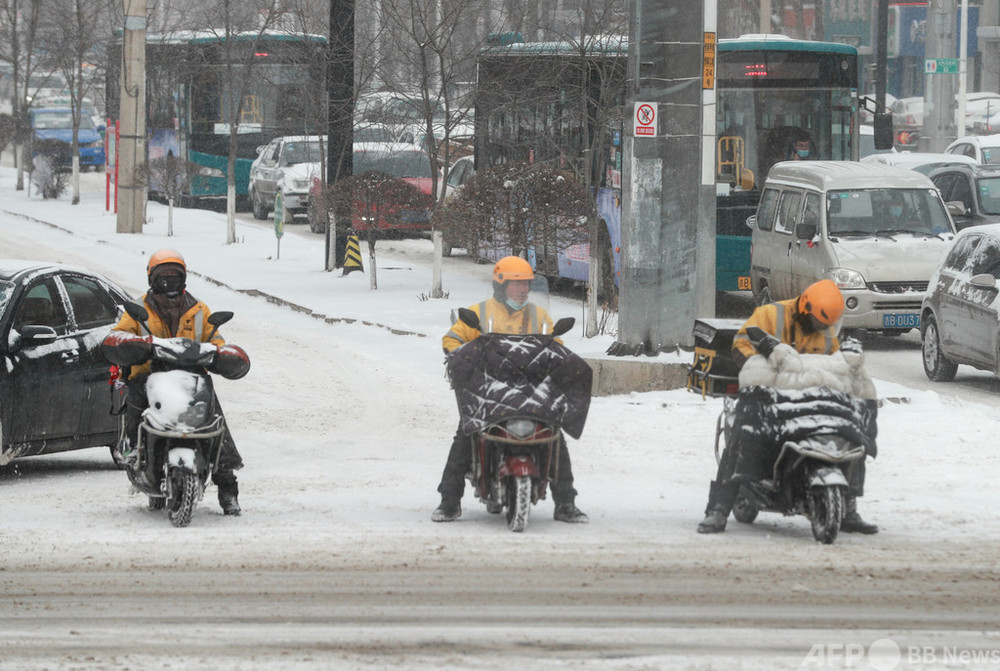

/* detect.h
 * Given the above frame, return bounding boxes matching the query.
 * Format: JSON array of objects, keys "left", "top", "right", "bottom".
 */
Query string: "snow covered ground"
[{"left": 1, "top": 167, "right": 1000, "bottom": 670}]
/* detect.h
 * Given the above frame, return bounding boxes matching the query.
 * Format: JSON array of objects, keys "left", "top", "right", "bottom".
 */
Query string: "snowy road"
[{"left": 3, "top": 184, "right": 1000, "bottom": 669}]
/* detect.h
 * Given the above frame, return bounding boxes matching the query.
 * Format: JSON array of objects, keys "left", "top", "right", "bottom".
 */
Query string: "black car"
[
  {"left": 929, "top": 163, "right": 1000, "bottom": 230},
  {"left": 0, "top": 260, "right": 131, "bottom": 465}
]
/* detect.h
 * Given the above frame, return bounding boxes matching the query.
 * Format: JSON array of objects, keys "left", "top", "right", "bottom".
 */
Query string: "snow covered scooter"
[
  {"left": 719, "top": 327, "right": 876, "bottom": 544},
  {"left": 446, "top": 308, "right": 592, "bottom": 532},
  {"left": 114, "top": 302, "right": 242, "bottom": 527}
]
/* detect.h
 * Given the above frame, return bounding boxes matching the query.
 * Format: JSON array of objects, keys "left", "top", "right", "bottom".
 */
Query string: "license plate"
[
  {"left": 737, "top": 276, "right": 752, "bottom": 290},
  {"left": 882, "top": 313, "right": 920, "bottom": 328}
]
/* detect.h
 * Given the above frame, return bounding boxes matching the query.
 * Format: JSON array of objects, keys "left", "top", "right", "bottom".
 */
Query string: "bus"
[
  {"left": 107, "top": 30, "right": 327, "bottom": 207},
  {"left": 474, "top": 34, "right": 860, "bottom": 293}
]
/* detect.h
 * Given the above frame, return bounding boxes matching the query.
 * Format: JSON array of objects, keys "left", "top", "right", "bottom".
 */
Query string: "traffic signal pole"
[
  {"left": 116, "top": 0, "right": 146, "bottom": 234},
  {"left": 613, "top": 0, "right": 716, "bottom": 354}
]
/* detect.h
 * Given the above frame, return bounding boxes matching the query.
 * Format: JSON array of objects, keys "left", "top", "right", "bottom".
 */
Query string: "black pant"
[
  {"left": 125, "top": 375, "right": 243, "bottom": 472},
  {"left": 437, "top": 428, "right": 578, "bottom": 504}
]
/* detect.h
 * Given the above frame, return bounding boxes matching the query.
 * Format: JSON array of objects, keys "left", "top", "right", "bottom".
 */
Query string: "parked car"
[
  {"left": 307, "top": 142, "right": 438, "bottom": 234},
  {"left": 861, "top": 151, "right": 978, "bottom": 175},
  {"left": 0, "top": 260, "right": 130, "bottom": 466},
  {"left": 748, "top": 161, "right": 956, "bottom": 334},
  {"left": 920, "top": 223, "right": 1000, "bottom": 381},
  {"left": 248, "top": 135, "right": 326, "bottom": 222},
  {"left": 29, "top": 107, "right": 105, "bottom": 171},
  {"left": 944, "top": 134, "right": 1000, "bottom": 165},
  {"left": 928, "top": 164, "right": 1000, "bottom": 230}
]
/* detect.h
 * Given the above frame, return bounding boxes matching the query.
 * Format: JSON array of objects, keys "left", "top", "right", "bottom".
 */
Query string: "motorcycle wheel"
[
  {"left": 505, "top": 475, "right": 532, "bottom": 533},
  {"left": 732, "top": 490, "right": 759, "bottom": 524},
  {"left": 167, "top": 471, "right": 199, "bottom": 528},
  {"left": 809, "top": 486, "right": 843, "bottom": 545}
]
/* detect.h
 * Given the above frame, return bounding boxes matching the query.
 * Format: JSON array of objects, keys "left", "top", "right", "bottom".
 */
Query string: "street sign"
[
  {"left": 274, "top": 193, "right": 284, "bottom": 238},
  {"left": 634, "top": 102, "right": 657, "bottom": 137},
  {"left": 702, "top": 32, "right": 716, "bottom": 89},
  {"left": 925, "top": 58, "right": 959, "bottom": 75}
]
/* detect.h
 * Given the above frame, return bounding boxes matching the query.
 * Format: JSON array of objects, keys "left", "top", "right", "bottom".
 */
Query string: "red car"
[{"left": 308, "top": 142, "right": 438, "bottom": 234}]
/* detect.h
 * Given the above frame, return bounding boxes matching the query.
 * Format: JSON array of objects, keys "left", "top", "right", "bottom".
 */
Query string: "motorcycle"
[
  {"left": 446, "top": 307, "right": 592, "bottom": 532},
  {"left": 717, "top": 326, "right": 876, "bottom": 544},
  {"left": 112, "top": 302, "right": 242, "bottom": 527}
]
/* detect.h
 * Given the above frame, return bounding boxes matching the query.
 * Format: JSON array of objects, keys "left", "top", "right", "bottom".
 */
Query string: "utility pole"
[
  {"left": 613, "top": 0, "right": 716, "bottom": 354},
  {"left": 325, "top": 0, "right": 354, "bottom": 270},
  {"left": 117, "top": 0, "right": 146, "bottom": 234},
  {"left": 921, "top": 0, "right": 957, "bottom": 152}
]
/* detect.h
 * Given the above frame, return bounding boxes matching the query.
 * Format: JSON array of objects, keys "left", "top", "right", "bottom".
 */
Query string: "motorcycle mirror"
[
  {"left": 124, "top": 301, "right": 149, "bottom": 323},
  {"left": 457, "top": 307, "right": 481, "bottom": 331},
  {"left": 745, "top": 326, "right": 766, "bottom": 343},
  {"left": 208, "top": 311, "right": 234, "bottom": 327},
  {"left": 552, "top": 317, "right": 575, "bottom": 337}
]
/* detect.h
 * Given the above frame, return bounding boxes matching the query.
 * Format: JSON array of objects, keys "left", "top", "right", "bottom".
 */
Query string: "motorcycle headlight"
[
  {"left": 504, "top": 419, "right": 536, "bottom": 439},
  {"left": 827, "top": 268, "right": 866, "bottom": 290}
]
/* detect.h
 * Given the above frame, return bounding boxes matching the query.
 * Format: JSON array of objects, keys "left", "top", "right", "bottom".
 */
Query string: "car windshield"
[
  {"left": 281, "top": 141, "right": 324, "bottom": 165},
  {"left": 827, "top": 188, "right": 952, "bottom": 237},
  {"left": 982, "top": 146, "right": 1000, "bottom": 165},
  {"left": 355, "top": 150, "right": 432, "bottom": 178},
  {"left": 976, "top": 176, "right": 1000, "bottom": 215},
  {"left": 33, "top": 110, "right": 96, "bottom": 131}
]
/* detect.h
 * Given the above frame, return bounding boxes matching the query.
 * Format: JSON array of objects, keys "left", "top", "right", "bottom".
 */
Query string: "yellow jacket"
[
  {"left": 113, "top": 293, "right": 224, "bottom": 378},
  {"left": 443, "top": 298, "right": 556, "bottom": 352},
  {"left": 732, "top": 298, "right": 839, "bottom": 360}
]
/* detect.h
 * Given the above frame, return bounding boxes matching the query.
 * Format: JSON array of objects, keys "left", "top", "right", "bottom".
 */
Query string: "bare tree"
[
  {"left": 377, "top": 0, "right": 497, "bottom": 298},
  {"left": 38, "top": 0, "right": 116, "bottom": 205},
  {"left": 0, "top": 0, "right": 45, "bottom": 191},
  {"left": 320, "top": 169, "right": 435, "bottom": 289}
]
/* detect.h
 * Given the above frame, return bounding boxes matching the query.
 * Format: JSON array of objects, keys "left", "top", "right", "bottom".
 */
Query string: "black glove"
[
  {"left": 101, "top": 331, "right": 152, "bottom": 365},
  {"left": 209, "top": 344, "right": 251, "bottom": 380}
]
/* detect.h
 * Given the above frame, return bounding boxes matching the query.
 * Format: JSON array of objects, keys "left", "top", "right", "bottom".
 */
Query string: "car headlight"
[
  {"left": 504, "top": 419, "right": 536, "bottom": 439},
  {"left": 198, "top": 166, "right": 225, "bottom": 178},
  {"left": 827, "top": 268, "right": 866, "bottom": 290},
  {"left": 293, "top": 179, "right": 309, "bottom": 190},
  {"left": 87, "top": 140, "right": 103, "bottom": 148}
]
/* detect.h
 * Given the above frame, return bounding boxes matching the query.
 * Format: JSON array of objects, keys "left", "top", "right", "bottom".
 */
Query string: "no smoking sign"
[{"left": 634, "top": 102, "right": 657, "bottom": 137}]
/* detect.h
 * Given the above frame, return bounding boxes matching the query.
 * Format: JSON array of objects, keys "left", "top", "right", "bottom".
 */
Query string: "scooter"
[
  {"left": 719, "top": 327, "right": 873, "bottom": 544},
  {"left": 114, "top": 302, "right": 239, "bottom": 527},
  {"left": 447, "top": 308, "right": 591, "bottom": 532}
]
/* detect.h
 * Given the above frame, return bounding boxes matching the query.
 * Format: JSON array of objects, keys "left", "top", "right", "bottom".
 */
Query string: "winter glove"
[
  {"left": 840, "top": 336, "right": 864, "bottom": 355},
  {"left": 209, "top": 344, "right": 251, "bottom": 380},
  {"left": 101, "top": 331, "right": 153, "bottom": 366}
]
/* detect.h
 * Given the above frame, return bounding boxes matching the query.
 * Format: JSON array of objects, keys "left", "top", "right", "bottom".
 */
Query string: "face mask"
[
  {"left": 151, "top": 274, "right": 185, "bottom": 297},
  {"left": 505, "top": 297, "right": 528, "bottom": 311},
  {"left": 796, "top": 149, "right": 810, "bottom": 159},
  {"left": 889, "top": 205, "right": 903, "bottom": 217}
]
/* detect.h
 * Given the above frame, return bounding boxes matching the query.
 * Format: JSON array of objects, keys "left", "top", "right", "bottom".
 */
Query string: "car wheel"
[
  {"left": 251, "top": 189, "right": 267, "bottom": 220},
  {"left": 308, "top": 203, "right": 327, "bottom": 234},
  {"left": 921, "top": 313, "right": 958, "bottom": 382}
]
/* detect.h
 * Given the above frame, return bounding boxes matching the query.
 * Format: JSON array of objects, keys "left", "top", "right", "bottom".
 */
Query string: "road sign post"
[{"left": 274, "top": 192, "right": 284, "bottom": 260}]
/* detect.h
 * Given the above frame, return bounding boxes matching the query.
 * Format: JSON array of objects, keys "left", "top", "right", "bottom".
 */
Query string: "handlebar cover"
[
  {"left": 101, "top": 331, "right": 153, "bottom": 366},
  {"left": 210, "top": 344, "right": 251, "bottom": 380}
]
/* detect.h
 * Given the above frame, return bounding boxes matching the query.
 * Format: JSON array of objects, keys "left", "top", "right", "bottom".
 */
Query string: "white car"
[
  {"left": 248, "top": 135, "right": 325, "bottom": 222},
  {"left": 945, "top": 134, "right": 1000, "bottom": 166},
  {"left": 861, "top": 150, "right": 978, "bottom": 175}
]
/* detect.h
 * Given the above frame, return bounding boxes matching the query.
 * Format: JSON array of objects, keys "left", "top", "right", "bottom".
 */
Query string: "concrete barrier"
[{"left": 584, "top": 357, "right": 689, "bottom": 397}]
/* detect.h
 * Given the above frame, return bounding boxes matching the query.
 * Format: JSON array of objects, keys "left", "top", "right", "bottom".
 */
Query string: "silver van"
[{"left": 749, "top": 161, "right": 956, "bottom": 333}]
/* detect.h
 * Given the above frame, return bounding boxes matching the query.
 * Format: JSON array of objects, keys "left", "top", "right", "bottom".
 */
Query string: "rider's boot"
[
  {"left": 841, "top": 495, "right": 878, "bottom": 534},
  {"left": 214, "top": 471, "right": 241, "bottom": 516},
  {"left": 697, "top": 481, "right": 729, "bottom": 534},
  {"left": 432, "top": 495, "right": 462, "bottom": 522},
  {"left": 553, "top": 499, "right": 589, "bottom": 523}
]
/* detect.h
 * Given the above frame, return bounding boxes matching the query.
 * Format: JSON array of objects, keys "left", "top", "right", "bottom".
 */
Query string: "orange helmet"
[
  {"left": 492, "top": 256, "right": 534, "bottom": 284},
  {"left": 798, "top": 279, "right": 844, "bottom": 326},
  {"left": 147, "top": 249, "right": 186, "bottom": 279}
]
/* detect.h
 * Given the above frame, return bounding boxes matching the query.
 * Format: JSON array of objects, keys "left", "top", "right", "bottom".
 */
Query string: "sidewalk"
[{"left": 0, "top": 164, "right": 689, "bottom": 394}]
